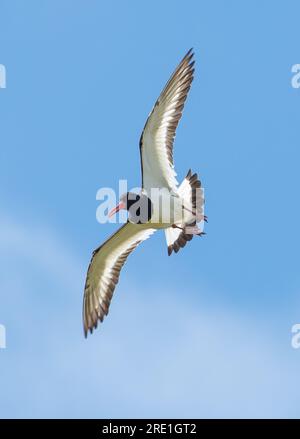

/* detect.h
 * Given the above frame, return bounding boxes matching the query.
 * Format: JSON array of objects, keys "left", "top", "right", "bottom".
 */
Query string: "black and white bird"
[{"left": 83, "top": 49, "right": 205, "bottom": 337}]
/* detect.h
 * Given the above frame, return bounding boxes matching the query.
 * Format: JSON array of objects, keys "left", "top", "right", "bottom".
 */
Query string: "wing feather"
[
  {"left": 83, "top": 222, "right": 155, "bottom": 336},
  {"left": 139, "top": 49, "right": 195, "bottom": 193}
]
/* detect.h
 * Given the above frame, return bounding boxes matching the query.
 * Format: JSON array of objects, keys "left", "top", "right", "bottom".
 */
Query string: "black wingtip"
[
  {"left": 186, "top": 168, "right": 192, "bottom": 179},
  {"left": 182, "top": 48, "right": 194, "bottom": 64},
  {"left": 83, "top": 325, "right": 95, "bottom": 339}
]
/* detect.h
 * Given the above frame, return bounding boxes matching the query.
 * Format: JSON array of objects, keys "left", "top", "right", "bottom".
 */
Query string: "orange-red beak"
[{"left": 108, "top": 201, "right": 126, "bottom": 218}]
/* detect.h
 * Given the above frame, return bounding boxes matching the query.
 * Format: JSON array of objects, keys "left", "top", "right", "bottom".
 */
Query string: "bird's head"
[
  {"left": 108, "top": 192, "right": 140, "bottom": 218},
  {"left": 109, "top": 192, "right": 153, "bottom": 223}
]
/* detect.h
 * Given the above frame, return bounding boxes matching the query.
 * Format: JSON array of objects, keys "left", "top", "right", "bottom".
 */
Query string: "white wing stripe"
[
  {"left": 139, "top": 49, "right": 195, "bottom": 192},
  {"left": 83, "top": 222, "right": 156, "bottom": 336}
]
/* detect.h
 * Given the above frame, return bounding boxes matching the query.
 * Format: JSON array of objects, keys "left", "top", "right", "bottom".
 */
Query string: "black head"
[{"left": 109, "top": 192, "right": 153, "bottom": 223}]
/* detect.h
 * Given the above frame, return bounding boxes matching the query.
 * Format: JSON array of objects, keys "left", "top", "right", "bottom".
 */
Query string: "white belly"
[{"left": 148, "top": 190, "right": 186, "bottom": 228}]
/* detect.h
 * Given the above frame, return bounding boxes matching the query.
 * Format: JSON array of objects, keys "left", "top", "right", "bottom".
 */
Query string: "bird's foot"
[
  {"left": 182, "top": 209, "right": 208, "bottom": 223},
  {"left": 171, "top": 224, "right": 184, "bottom": 230},
  {"left": 172, "top": 223, "right": 206, "bottom": 236},
  {"left": 185, "top": 225, "right": 206, "bottom": 236}
]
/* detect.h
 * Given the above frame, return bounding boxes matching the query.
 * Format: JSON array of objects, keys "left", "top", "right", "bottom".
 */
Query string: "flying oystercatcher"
[{"left": 83, "top": 49, "right": 205, "bottom": 337}]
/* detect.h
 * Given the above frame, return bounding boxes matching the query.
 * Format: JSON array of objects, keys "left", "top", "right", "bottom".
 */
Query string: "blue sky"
[{"left": 1, "top": 0, "right": 300, "bottom": 418}]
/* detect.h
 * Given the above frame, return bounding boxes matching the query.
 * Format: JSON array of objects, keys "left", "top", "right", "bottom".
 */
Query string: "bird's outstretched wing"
[
  {"left": 83, "top": 222, "right": 156, "bottom": 336},
  {"left": 139, "top": 49, "right": 195, "bottom": 193}
]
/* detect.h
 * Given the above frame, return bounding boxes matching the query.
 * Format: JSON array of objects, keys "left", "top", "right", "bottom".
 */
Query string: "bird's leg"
[
  {"left": 182, "top": 206, "right": 208, "bottom": 223},
  {"left": 171, "top": 224, "right": 184, "bottom": 230},
  {"left": 172, "top": 223, "right": 206, "bottom": 236},
  {"left": 184, "top": 225, "right": 206, "bottom": 236}
]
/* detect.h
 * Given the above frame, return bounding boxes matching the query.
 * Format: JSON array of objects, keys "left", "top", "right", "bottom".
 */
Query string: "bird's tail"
[{"left": 165, "top": 169, "right": 205, "bottom": 256}]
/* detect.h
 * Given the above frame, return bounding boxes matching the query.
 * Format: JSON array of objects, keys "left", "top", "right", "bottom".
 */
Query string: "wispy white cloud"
[
  {"left": 0, "top": 215, "right": 82, "bottom": 290},
  {"left": 0, "top": 214, "right": 299, "bottom": 418}
]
